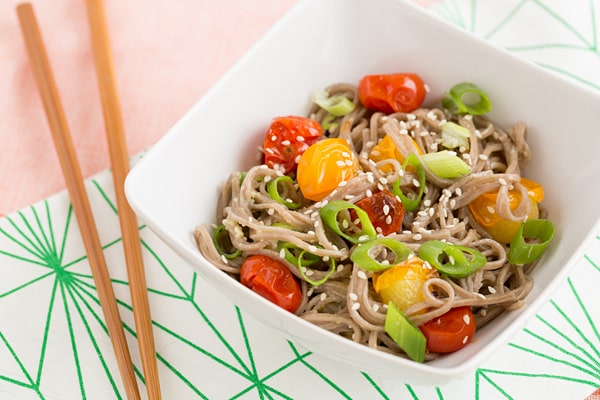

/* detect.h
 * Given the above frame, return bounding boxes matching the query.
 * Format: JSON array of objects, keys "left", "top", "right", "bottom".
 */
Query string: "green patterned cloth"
[{"left": 1, "top": 1, "right": 599, "bottom": 399}]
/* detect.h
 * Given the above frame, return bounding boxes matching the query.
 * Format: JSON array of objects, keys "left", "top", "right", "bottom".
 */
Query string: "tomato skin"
[
  {"left": 358, "top": 73, "right": 427, "bottom": 113},
  {"left": 419, "top": 307, "right": 476, "bottom": 353},
  {"left": 297, "top": 138, "right": 357, "bottom": 201},
  {"left": 355, "top": 189, "right": 405, "bottom": 236},
  {"left": 240, "top": 255, "right": 302, "bottom": 313},
  {"left": 263, "top": 116, "right": 323, "bottom": 174},
  {"left": 468, "top": 178, "right": 544, "bottom": 244}
]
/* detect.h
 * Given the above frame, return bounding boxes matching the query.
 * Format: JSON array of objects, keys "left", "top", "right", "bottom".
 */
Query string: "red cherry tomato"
[
  {"left": 263, "top": 116, "right": 323, "bottom": 174},
  {"left": 240, "top": 255, "right": 302, "bottom": 313},
  {"left": 358, "top": 73, "right": 427, "bottom": 114},
  {"left": 355, "top": 189, "right": 404, "bottom": 236},
  {"left": 419, "top": 306, "right": 476, "bottom": 353}
]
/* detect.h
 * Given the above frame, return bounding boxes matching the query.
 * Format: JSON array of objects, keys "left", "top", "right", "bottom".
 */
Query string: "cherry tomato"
[
  {"left": 263, "top": 116, "right": 323, "bottom": 174},
  {"left": 355, "top": 189, "right": 405, "bottom": 236},
  {"left": 369, "top": 134, "right": 423, "bottom": 173},
  {"left": 297, "top": 138, "right": 357, "bottom": 201},
  {"left": 372, "top": 257, "right": 438, "bottom": 311},
  {"left": 358, "top": 73, "right": 427, "bottom": 114},
  {"left": 240, "top": 255, "right": 302, "bottom": 313},
  {"left": 468, "top": 178, "right": 544, "bottom": 244},
  {"left": 419, "top": 306, "right": 476, "bottom": 353}
]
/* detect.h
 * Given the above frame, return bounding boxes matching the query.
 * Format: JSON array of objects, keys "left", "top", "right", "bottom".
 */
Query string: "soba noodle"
[{"left": 194, "top": 82, "right": 548, "bottom": 361}]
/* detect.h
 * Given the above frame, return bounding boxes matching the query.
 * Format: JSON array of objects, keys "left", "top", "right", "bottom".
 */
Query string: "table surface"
[{"left": 1, "top": 0, "right": 599, "bottom": 399}]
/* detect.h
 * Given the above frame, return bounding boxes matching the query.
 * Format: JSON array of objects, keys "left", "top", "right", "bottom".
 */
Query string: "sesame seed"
[
  {"left": 383, "top": 205, "right": 390, "bottom": 215},
  {"left": 295, "top": 155, "right": 301, "bottom": 163},
  {"left": 279, "top": 249, "right": 286, "bottom": 258},
  {"left": 428, "top": 207, "right": 435, "bottom": 216},
  {"left": 320, "top": 293, "right": 327, "bottom": 301},
  {"left": 323, "top": 256, "right": 330, "bottom": 262},
  {"left": 358, "top": 235, "right": 370, "bottom": 242},
  {"left": 424, "top": 199, "right": 432, "bottom": 207},
  {"left": 373, "top": 304, "right": 380, "bottom": 312},
  {"left": 449, "top": 255, "right": 455, "bottom": 265},
  {"left": 478, "top": 154, "right": 488, "bottom": 161},
  {"left": 412, "top": 178, "right": 420, "bottom": 187},
  {"left": 349, "top": 292, "right": 358, "bottom": 301},
  {"left": 413, "top": 233, "right": 423, "bottom": 241},
  {"left": 307, "top": 230, "right": 315, "bottom": 236},
  {"left": 336, "top": 160, "right": 346, "bottom": 167},
  {"left": 448, "top": 151, "right": 457, "bottom": 157},
  {"left": 455, "top": 188, "right": 462, "bottom": 196},
  {"left": 379, "top": 177, "right": 388, "bottom": 185},
  {"left": 337, "top": 264, "right": 345, "bottom": 272},
  {"left": 338, "top": 180, "right": 347, "bottom": 187},
  {"left": 307, "top": 288, "right": 314, "bottom": 296},
  {"left": 351, "top": 303, "right": 361, "bottom": 311},
  {"left": 463, "top": 314, "right": 471, "bottom": 325},
  {"left": 264, "top": 175, "right": 272, "bottom": 182},
  {"left": 309, "top": 245, "right": 317, "bottom": 252},
  {"left": 265, "top": 148, "right": 275, "bottom": 155},
  {"left": 345, "top": 159, "right": 353, "bottom": 166},
  {"left": 488, "top": 286, "right": 497, "bottom": 294},
  {"left": 220, "top": 255, "right": 229, "bottom": 264},
  {"left": 344, "top": 194, "right": 355, "bottom": 200},
  {"left": 462, "top": 335, "right": 469, "bottom": 344},
  {"left": 271, "top": 135, "right": 277, "bottom": 141},
  {"left": 366, "top": 189, "right": 373, "bottom": 197},
  {"left": 342, "top": 151, "right": 351, "bottom": 158},
  {"left": 499, "top": 178, "right": 507, "bottom": 186},
  {"left": 267, "top": 208, "right": 275, "bottom": 215},
  {"left": 474, "top": 130, "right": 482, "bottom": 138},
  {"left": 296, "top": 135, "right": 305, "bottom": 142},
  {"left": 407, "top": 114, "right": 416, "bottom": 120},
  {"left": 306, "top": 270, "right": 314, "bottom": 276},
  {"left": 357, "top": 270, "right": 368, "bottom": 280},
  {"left": 385, "top": 215, "right": 392, "bottom": 224},
  {"left": 450, "top": 199, "right": 456, "bottom": 208},
  {"left": 487, "top": 206, "right": 495, "bottom": 214},
  {"left": 367, "top": 174, "right": 375, "bottom": 183},
  {"left": 281, "top": 140, "right": 291, "bottom": 146}
]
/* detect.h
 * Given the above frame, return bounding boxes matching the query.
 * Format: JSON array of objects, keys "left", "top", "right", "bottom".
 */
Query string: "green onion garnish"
[
  {"left": 392, "top": 153, "right": 426, "bottom": 212},
  {"left": 442, "top": 82, "right": 492, "bottom": 115},
  {"left": 319, "top": 200, "right": 377, "bottom": 244},
  {"left": 508, "top": 219, "right": 555, "bottom": 264},
  {"left": 212, "top": 224, "right": 241, "bottom": 259},
  {"left": 298, "top": 251, "right": 336, "bottom": 286},
  {"left": 384, "top": 301, "right": 426, "bottom": 363},
  {"left": 266, "top": 175, "right": 301, "bottom": 210},
  {"left": 441, "top": 122, "right": 471, "bottom": 151},
  {"left": 350, "top": 238, "right": 414, "bottom": 272},
  {"left": 313, "top": 89, "right": 355, "bottom": 117},
  {"left": 418, "top": 240, "right": 486, "bottom": 278},
  {"left": 278, "top": 242, "right": 321, "bottom": 267},
  {"left": 422, "top": 150, "right": 471, "bottom": 179}
]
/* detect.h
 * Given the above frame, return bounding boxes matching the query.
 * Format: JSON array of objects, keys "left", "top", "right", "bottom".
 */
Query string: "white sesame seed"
[
  {"left": 264, "top": 175, "right": 272, "bottom": 182},
  {"left": 379, "top": 177, "right": 388, "bottom": 185},
  {"left": 267, "top": 208, "right": 275, "bottom": 215},
  {"left": 450, "top": 199, "right": 456, "bottom": 209},
  {"left": 337, "top": 264, "right": 345, "bottom": 272},
  {"left": 424, "top": 199, "right": 432, "bottom": 207},
  {"left": 336, "top": 160, "right": 346, "bottom": 167},
  {"left": 367, "top": 174, "right": 375, "bottom": 184},
  {"left": 306, "top": 270, "right": 314, "bottom": 276},
  {"left": 351, "top": 303, "right": 361, "bottom": 311},
  {"left": 413, "top": 233, "right": 423, "bottom": 241},
  {"left": 428, "top": 207, "right": 435, "bottom": 216},
  {"left": 307, "top": 230, "right": 315, "bottom": 236},
  {"left": 463, "top": 314, "right": 471, "bottom": 325},
  {"left": 487, "top": 206, "right": 495, "bottom": 214},
  {"left": 366, "top": 189, "right": 373, "bottom": 197},
  {"left": 478, "top": 154, "right": 489, "bottom": 161},
  {"left": 358, "top": 235, "right": 370, "bottom": 242},
  {"left": 488, "top": 286, "right": 497, "bottom": 294},
  {"left": 295, "top": 155, "right": 301, "bottom": 163},
  {"left": 320, "top": 293, "right": 327, "bottom": 301},
  {"left": 449, "top": 255, "right": 455, "bottom": 265},
  {"left": 373, "top": 304, "right": 380, "bottom": 312},
  {"left": 338, "top": 180, "right": 348, "bottom": 187},
  {"left": 455, "top": 188, "right": 462, "bottom": 196},
  {"left": 271, "top": 135, "right": 277, "bottom": 141},
  {"left": 462, "top": 335, "right": 469, "bottom": 344},
  {"left": 281, "top": 140, "right": 291, "bottom": 146},
  {"left": 296, "top": 135, "right": 305, "bottom": 142},
  {"left": 385, "top": 215, "right": 392, "bottom": 225},
  {"left": 344, "top": 194, "right": 355, "bottom": 200},
  {"left": 499, "top": 178, "right": 507, "bottom": 186},
  {"left": 349, "top": 292, "right": 358, "bottom": 301},
  {"left": 383, "top": 204, "right": 390, "bottom": 215},
  {"left": 279, "top": 249, "right": 286, "bottom": 259},
  {"left": 357, "top": 270, "right": 368, "bottom": 280},
  {"left": 307, "top": 288, "right": 314, "bottom": 296},
  {"left": 412, "top": 178, "right": 421, "bottom": 188},
  {"left": 400, "top": 128, "right": 409, "bottom": 135},
  {"left": 265, "top": 148, "right": 275, "bottom": 155},
  {"left": 220, "top": 255, "right": 229, "bottom": 264},
  {"left": 309, "top": 245, "right": 317, "bottom": 252}
]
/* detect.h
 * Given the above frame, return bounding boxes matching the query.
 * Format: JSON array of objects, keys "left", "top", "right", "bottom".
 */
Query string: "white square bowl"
[{"left": 125, "top": 0, "right": 600, "bottom": 384}]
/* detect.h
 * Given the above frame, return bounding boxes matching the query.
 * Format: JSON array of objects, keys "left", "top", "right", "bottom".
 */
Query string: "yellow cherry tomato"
[
  {"left": 372, "top": 257, "right": 438, "bottom": 311},
  {"left": 468, "top": 178, "right": 544, "bottom": 244},
  {"left": 368, "top": 135, "right": 423, "bottom": 173},
  {"left": 297, "top": 138, "right": 357, "bottom": 201}
]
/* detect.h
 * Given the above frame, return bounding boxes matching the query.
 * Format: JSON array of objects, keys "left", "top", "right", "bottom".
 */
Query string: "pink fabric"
[{"left": 1, "top": 0, "right": 436, "bottom": 215}]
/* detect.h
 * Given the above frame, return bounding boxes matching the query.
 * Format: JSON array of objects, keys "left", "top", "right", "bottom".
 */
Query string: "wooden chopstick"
[
  {"left": 82, "top": 1, "right": 162, "bottom": 399},
  {"left": 16, "top": 4, "right": 141, "bottom": 400}
]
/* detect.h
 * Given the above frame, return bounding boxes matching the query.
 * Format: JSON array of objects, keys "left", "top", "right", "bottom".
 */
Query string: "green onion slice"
[
  {"left": 384, "top": 301, "right": 426, "bottom": 363},
  {"left": 321, "top": 114, "right": 338, "bottom": 132},
  {"left": 319, "top": 200, "right": 377, "bottom": 244},
  {"left": 278, "top": 242, "right": 321, "bottom": 267},
  {"left": 419, "top": 240, "right": 486, "bottom": 278},
  {"left": 298, "top": 250, "right": 336, "bottom": 286},
  {"left": 508, "top": 219, "right": 555, "bottom": 265},
  {"left": 350, "top": 238, "right": 413, "bottom": 272},
  {"left": 392, "top": 153, "right": 426, "bottom": 212},
  {"left": 212, "top": 224, "right": 241, "bottom": 259},
  {"left": 441, "top": 122, "right": 471, "bottom": 151},
  {"left": 422, "top": 150, "right": 471, "bottom": 179},
  {"left": 313, "top": 89, "right": 355, "bottom": 117},
  {"left": 266, "top": 175, "right": 301, "bottom": 210},
  {"left": 442, "top": 82, "right": 492, "bottom": 115}
]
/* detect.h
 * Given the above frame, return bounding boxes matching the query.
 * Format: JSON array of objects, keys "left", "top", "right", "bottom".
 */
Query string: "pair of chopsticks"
[{"left": 17, "top": 3, "right": 161, "bottom": 400}]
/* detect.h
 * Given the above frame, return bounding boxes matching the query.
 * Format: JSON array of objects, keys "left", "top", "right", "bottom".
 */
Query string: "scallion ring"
[
  {"left": 313, "top": 89, "right": 355, "bottom": 117},
  {"left": 212, "top": 224, "right": 241, "bottom": 259},
  {"left": 297, "top": 251, "right": 336, "bottom": 286},
  {"left": 442, "top": 82, "right": 492, "bottom": 115},
  {"left": 508, "top": 219, "right": 555, "bottom": 265},
  {"left": 392, "top": 153, "right": 426, "bottom": 212},
  {"left": 278, "top": 242, "right": 321, "bottom": 267},
  {"left": 319, "top": 200, "right": 377, "bottom": 244},
  {"left": 418, "top": 240, "right": 486, "bottom": 278},
  {"left": 350, "top": 238, "right": 413, "bottom": 272},
  {"left": 421, "top": 150, "right": 471, "bottom": 179},
  {"left": 266, "top": 175, "right": 301, "bottom": 210}
]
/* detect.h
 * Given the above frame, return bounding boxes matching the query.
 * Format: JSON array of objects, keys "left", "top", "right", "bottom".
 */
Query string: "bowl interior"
[{"left": 125, "top": 0, "right": 600, "bottom": 383}]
